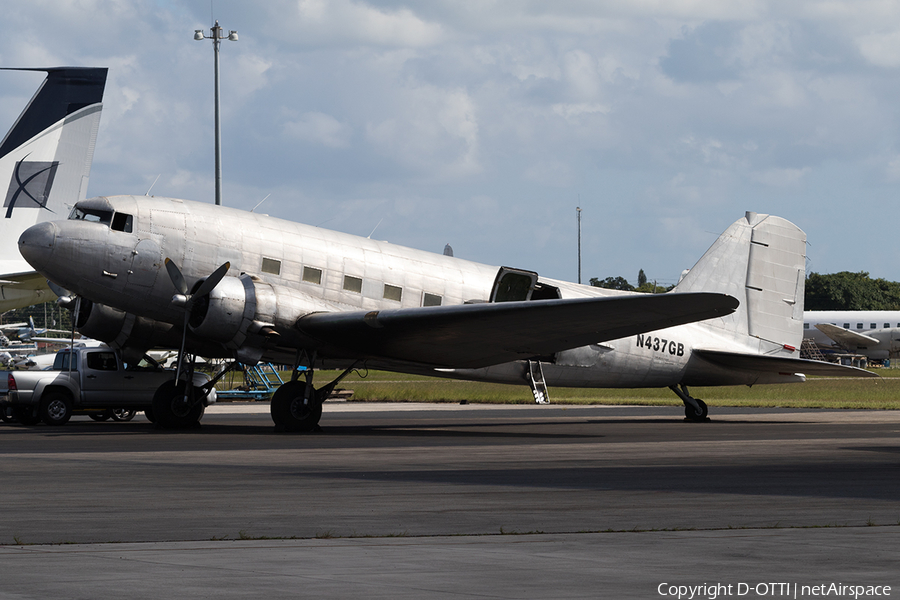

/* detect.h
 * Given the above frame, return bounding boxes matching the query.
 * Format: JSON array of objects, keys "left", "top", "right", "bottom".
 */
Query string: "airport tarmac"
[{"left": 1, "top": 402, "right": 899, "bottom": 598}]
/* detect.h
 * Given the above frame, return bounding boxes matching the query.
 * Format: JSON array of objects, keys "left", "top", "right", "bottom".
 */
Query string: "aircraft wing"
[
  {"left": 297, "top": 292, "right": 738, "bottom": 369},
  {"left": 814, "top": 323, "right": 878, "bottom": 347},
  {"left": 693, "top": 349, "right": 876, "bottom": 377},
  {"left": 0, "top": 322, "right": 28, "bottom": 330}
]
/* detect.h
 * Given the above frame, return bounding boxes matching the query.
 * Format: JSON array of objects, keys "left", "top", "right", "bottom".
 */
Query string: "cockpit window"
[
  {"left": 69, "top": 207, "right": 133, "bottom": 232},
  {"left": 111, "top": 212, "right": 133, "bottom": 233},
  {"left": 69, "top": 206, "right": 113, "bottom": 226}
]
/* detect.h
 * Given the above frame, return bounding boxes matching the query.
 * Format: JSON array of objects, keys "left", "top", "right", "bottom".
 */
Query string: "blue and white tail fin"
[
  {"left": 673, "top": 212, "right": 807, "bottom": 356},
  {"left": 0, "top": 67, "right": 106, "bottom": 310}
]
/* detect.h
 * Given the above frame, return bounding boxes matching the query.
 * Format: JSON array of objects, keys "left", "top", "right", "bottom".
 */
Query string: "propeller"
[
  {"left": 164, "top": 259, "right": 230, "bottom": 380},
  {"left": 165, "top": 259, "right": 230, "bottom": 310},
  {"left": 47, "top": 280, "right": 75, "bottom": 309}
]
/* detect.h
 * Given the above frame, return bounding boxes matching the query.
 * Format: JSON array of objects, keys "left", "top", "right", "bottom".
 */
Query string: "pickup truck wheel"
[
  {"left": 111, "top": 409, "right": 137, "bottom": 422},
  {"left": 41, "top": 392, "right": 73, "bottom": 426},
  {"left": 14, "top": 407, "right": 41, "bottom": 426},
  {"left": 152, "top": 380, "right": 204, "bottom": 429},
  {"left": 89, "top": 410, "right": 112, "bottom": 422}
]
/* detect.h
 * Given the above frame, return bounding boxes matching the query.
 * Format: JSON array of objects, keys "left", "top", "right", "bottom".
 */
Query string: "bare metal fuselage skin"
[{"left": 20, "top": 195, "right": 807, "bottom": 389}]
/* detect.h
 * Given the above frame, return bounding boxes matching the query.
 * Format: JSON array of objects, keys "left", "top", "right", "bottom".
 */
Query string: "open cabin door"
[
  {"left": 490, "top": 267, "right": 538, "bottom": 302},
  {"left": 489, "top": 267, "right": 563, "bottom": 303}
]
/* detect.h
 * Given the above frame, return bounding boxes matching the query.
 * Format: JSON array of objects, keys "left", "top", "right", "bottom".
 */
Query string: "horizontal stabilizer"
[
  {"left": 815, "top": 323, "right": 878, "bottom": 347},
  {"left": 694, "top": 349, "right": 876, "bottom": 378},
  {"left": 297, "top": 292, "right": 738, "bottom": 369}
]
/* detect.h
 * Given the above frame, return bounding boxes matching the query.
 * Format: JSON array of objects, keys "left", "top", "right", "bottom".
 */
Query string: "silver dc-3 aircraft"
[
  {"left": 18, "top": 193, "right": 872, "bottom": 430},
  {"left": 0, "top": 67, "right": 107, "bottom": 311}
]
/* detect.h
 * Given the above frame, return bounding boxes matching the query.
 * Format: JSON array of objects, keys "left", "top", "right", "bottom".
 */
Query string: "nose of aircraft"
[{"left": 18, "top": 221, "right": 59, "bottom": 272}]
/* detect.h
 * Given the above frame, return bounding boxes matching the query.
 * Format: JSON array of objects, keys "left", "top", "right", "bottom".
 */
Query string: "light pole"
[
  {"left": 194, "top": 20, "right": 238, "bottom": 206},
  {"left": 576, "top": 206, "right": 582, "bottom": 284}
]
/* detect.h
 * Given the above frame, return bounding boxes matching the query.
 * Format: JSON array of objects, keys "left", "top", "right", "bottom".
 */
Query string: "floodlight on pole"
[{"left": 194, "top": 20, "right": 238, "bottom": 206}]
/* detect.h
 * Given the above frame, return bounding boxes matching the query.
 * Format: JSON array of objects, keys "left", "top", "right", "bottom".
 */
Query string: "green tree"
[
  {"left": 637, "top": 269, "right": 647, "bottom": 288},
  {"left": 805, "top": 271, "right": 900, "bottom": 310},
  {"left": 589, "top": 276, "right": 634, "bottom": 291}
]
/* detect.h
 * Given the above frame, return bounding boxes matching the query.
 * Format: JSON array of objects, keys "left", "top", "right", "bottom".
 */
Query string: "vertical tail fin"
[
  {"left": 0, "top": 67, "right": 106, "bottom": 310},
  {"left": 674, "top": 212, "right": 806, "bottom": 355}
]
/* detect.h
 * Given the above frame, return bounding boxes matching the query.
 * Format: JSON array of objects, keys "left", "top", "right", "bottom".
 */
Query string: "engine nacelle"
[
  {"left": 188, "top": 275, "right": 249, "bottom": 343},
  {"left": 75, "top": 300, "right": 127, "bottom": 342}
]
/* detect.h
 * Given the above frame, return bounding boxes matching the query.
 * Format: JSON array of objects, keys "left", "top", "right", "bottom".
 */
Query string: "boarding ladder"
[
  {"left": 800, "top": 338, "right": 826, "bottom": 362},
  {"left": 527, "top": 360, "right": 550, "bottom": 404}
]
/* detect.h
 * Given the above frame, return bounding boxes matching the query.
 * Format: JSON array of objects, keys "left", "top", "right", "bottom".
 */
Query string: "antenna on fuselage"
[
  {"left": 367, "top": 217, "right": 384, "bottom": 239},
  {"left": 251, "top": 194, "right": 270, "bottom": 213},
  {"left": 145, "top": 174, "right": 161, "bottom": 196}
]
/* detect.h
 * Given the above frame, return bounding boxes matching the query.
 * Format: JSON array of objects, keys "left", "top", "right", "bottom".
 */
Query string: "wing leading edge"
[{"left": 296, "top": 292, "right": 739, "bottom": 369}]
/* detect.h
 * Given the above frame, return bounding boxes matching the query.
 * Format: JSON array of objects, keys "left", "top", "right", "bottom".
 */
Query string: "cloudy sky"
[{"left": 3, "top": 0, "right": 900, "bottom": 287}]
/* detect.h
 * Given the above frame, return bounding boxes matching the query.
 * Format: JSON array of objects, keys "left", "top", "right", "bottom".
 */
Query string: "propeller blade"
[
  {"left": 192, "top": 261, "right": 231, "bottom": 299},
  {"left": 165, "top": 258, "right": 189, "bottom": 295},
  {"left": 47, "top": 280, "right": 71, "bottom": 298}
]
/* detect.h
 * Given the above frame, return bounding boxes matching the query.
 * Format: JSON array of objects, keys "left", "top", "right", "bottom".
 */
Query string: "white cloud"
[
  {"left": 293, "top": 0, "right": 445, "bottom": 46},
  {"left": 857, "top": 30, "right": 900, "bottom": 67},
  {"left": 752, "top": 167, "right": 810, "bottom": 186},
  {"left": 283, "top": 112, "right": 352, "bottom": 148}
]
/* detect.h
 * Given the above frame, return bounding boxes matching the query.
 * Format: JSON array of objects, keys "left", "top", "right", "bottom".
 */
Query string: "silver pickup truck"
[{"left": 2, "top": 346, "right": 216, "bottom": 426}]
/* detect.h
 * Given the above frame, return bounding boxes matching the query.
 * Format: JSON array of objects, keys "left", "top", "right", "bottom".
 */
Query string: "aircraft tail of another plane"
[
  {"left": 0, "top": 67, "right": 107, "bottom": 277},
  {"left": 673, "top": 212, "right": 806, "bottom": 356}
]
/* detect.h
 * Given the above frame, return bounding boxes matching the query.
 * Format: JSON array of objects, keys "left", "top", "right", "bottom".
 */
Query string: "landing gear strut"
[
  {"left": 670, "top": 384, "right": 709, "bottom": 422},
  {"left": 270, "top": 353, "right": 357, "bottom": 433}
]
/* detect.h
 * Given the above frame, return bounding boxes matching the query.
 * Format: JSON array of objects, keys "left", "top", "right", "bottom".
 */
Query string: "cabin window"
[
  {"left": 423, "top": 292, "right": 442, "bottom": 307},
  {"left": 870, "top": 323, "right": 876, "bottom": 329},
  {"left": 885, "top": 323, "right": 890, "bottom": 328},
  {"left": 261, "top": 257, "right": 281, "bottom": 275},
  {"left": 803, "top": 323, "right": 809, "bottom": 329},
  {"left": 111, "top": 212, "right": 133, "bottom": 233},
  {"left": 844, "top": 323, "right": 850, "bottom": 329},
  {"left": 856, "top": 323, "right": 863, "bottom": 329},
  {"left": 343, "top": 275, "right": 362, "bottom": 293},
  {"left": 383, "top": 284, "right": 402, "bottom": 302},
  {"left": 302, "top": 266, "right": 322, "bottom": 285}
]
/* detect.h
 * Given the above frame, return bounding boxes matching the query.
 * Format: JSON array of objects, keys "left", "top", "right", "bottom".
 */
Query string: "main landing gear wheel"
[
  {"left": 270, "top": 380, "right": 323, "bottom": 433},
  {"left": 151, "top": 380, "right": 205, "bottom": 429}
]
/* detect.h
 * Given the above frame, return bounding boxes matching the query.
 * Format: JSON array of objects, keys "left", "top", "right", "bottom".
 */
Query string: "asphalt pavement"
[{"left": 1, "top": 402, "right": 898, "bottom": 599}]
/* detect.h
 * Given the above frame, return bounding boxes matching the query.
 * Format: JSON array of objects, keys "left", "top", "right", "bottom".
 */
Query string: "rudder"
[{"left": 674, "top": 212, "right": 806, "bottom": 354}]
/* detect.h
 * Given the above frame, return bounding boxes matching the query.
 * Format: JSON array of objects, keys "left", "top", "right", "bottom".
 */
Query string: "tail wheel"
[
  {"left": 41, "top": 392, "right": 73, "bottom": 426},
  {"left": 271, "top": 380, "right": 323, "bottom": 432},
  {"left": 684, "top": 398, "right": 709, "bottom": 422},
  {"left": 152, "top": 380, "right": 205, "bottom": 429}
]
